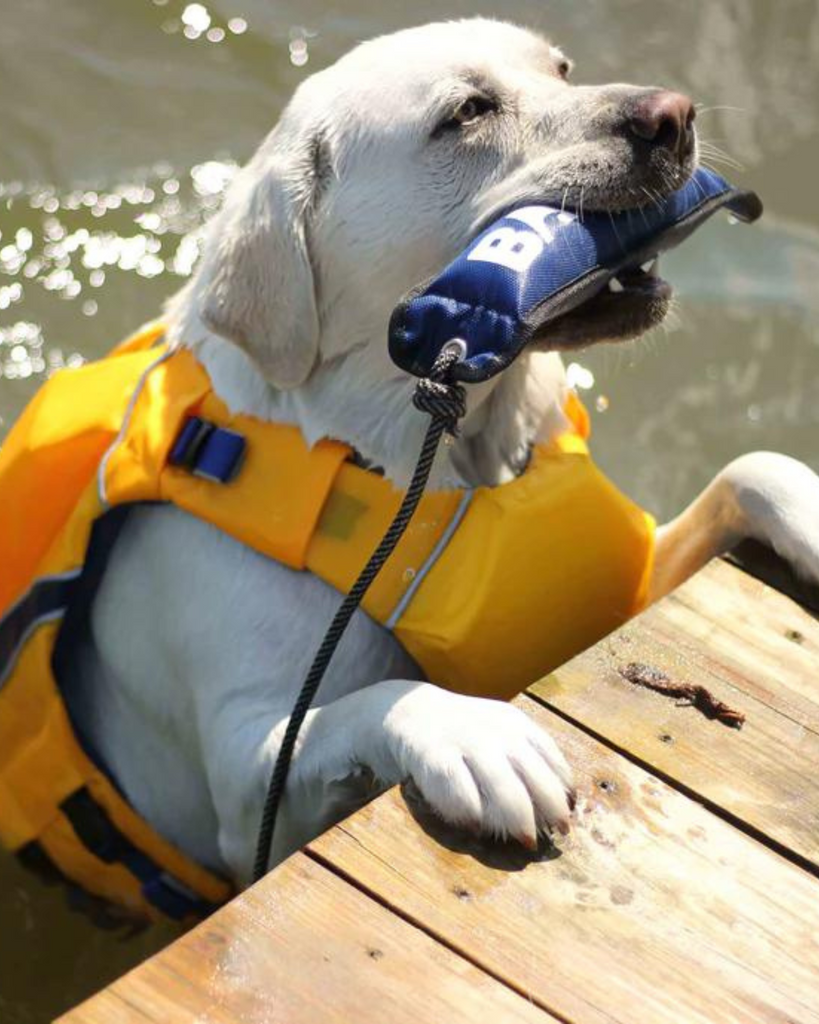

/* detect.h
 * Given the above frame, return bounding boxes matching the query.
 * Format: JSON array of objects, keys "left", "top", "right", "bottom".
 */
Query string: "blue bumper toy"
[{"left": 389, "top": 167, "right": 762, "bottom": 383}]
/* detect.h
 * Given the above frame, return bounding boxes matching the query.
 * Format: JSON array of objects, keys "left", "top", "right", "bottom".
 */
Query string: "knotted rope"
[{"left": 253, "top": 347, "right": 466, "bottom": 880}]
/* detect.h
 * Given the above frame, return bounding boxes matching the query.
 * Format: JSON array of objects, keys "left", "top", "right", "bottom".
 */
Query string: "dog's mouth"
[
  {"left": 389, "top": 168, "right": 762, "bottom": 384},
  {"left": 468, "top": 183, "right": 683, "bottom": 353},
  {"left": 475, "top": 182, "right": 682, "bottom": 351},
  {"left": 538, "top": 254, "right": 673, "bottom": 351}
]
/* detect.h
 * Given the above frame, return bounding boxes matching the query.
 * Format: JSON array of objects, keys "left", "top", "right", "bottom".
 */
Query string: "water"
[{"left": 1, "top": 1, "right": 818, "bottom": 1018}]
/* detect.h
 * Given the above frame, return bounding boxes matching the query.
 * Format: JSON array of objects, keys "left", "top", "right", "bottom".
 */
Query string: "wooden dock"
[{"left": 60, "top": 560, "right": 819, "bottom": 1024}]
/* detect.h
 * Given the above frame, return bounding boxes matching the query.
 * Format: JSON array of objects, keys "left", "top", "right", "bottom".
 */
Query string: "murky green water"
[{"left": 2, "top": 0, "right": 819, "bottom": 1019}]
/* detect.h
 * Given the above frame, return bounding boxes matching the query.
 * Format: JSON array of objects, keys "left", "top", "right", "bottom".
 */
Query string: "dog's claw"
[
  {"left": 386, "top": 683, "right": 574, "bottom": 857},
  {"left": 518, "top": 831, "right": 538, "bottom": 851}
]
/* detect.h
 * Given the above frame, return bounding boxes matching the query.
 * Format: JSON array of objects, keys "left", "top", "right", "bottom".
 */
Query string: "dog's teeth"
[
  {"left": 641, "top": 258, "right": 659, "bottom": 276},
  {"left": 608, "top": 277, "right": 625, "bottom": 293}
]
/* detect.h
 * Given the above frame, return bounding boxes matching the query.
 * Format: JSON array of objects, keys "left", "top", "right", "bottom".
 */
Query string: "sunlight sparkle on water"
[
  {"left": 177, "top": 4, "right": 244, "bottom": 43},
  {"left": 0, "top": 322, "right": 47, "bottom": 380},
  {"left": 288, "top": 26, "right": 316, "bottom": 67},
  {"left": 182, "top": 3, "right": 210, "bottom": 35},
  {"left": 0, "top": 284, "right": 23, "bottom": 310},
  {"left": 0, "top": 159, "right": 238, "bottom": 383}
]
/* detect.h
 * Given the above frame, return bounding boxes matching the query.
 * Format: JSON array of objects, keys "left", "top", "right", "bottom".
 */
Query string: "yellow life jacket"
[{"left": 0, "top": 322, "right": 654, "bottom": 922}]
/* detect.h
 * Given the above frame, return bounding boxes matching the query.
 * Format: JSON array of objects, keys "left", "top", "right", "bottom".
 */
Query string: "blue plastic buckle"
[{"left": 169, "top": 416, "right": 246, "bottom": 484}]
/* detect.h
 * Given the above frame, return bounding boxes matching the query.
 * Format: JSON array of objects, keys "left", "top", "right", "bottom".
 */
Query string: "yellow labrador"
[{"left": 62, "top": 19, "right": 819, "bottom": 883}]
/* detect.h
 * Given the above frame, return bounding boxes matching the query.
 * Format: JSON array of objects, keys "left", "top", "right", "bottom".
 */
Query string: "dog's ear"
[{"left": 200, "top": 130, "right": 321, "bottom": 390}]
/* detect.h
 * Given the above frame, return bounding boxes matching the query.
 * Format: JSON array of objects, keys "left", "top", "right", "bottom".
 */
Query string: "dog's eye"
[
  {"left": 557, "top": 59, "right": 572, "bottom": 81},
  {"left": 440, "top": 94, "right": 498, "bottom": 132},
  {"left": 453, "top": 95, "right": 495, "bottom": 124}
]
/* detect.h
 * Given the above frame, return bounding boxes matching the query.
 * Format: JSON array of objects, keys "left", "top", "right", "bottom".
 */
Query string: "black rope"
[{"left": 252, "top": 347, "right": 467, "bottom": 881}]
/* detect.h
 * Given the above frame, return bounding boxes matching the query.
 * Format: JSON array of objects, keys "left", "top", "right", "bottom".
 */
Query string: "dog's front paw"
[
  {"left": 383, "top": 684, "right": 574, "bottom": 848},
  {"left": 724, "top": 452, "right": 819, "bottom": 585}
]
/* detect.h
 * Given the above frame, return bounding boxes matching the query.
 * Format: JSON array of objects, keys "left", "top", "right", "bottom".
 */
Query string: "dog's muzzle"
[{"left": 388, "top": 167, "right": 763, "bottom": 384}]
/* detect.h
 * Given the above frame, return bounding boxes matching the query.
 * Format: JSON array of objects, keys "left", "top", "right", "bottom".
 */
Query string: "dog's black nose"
[{"left": 627, "top": 90, "right": 696, "bottom": 160}]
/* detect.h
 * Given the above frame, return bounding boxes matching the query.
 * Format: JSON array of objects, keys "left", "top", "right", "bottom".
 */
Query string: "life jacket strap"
[
  {"left": 169, "top": 416, "right": 247, "bottom": 483},
  {"left": 20, "top": 786, "right": 224, "bottom": 921}
]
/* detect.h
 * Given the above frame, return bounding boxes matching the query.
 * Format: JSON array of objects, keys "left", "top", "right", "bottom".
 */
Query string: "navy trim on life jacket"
[
  {"left": 54, "top": 505, "right": 141, "bottom": 780},
  {"left": 60, "top": 787, "right": 221, "bottom": 921},
  {"left": 0, "top": 571, "right": 82, "bottom": 691},
  {"left": 5, "top": 404, "right": 245, "bottom": 922},
  {"left": 49, "top": 504, "right": 227, "bottom": 922}
]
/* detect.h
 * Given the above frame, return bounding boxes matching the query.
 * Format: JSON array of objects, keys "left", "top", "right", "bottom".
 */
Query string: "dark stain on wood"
[{"left": 619, "top": 661, "right": 746, "bottom": 728}]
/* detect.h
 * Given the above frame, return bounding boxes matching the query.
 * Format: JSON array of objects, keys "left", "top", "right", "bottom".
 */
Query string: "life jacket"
[{"left": 0, "top": 322, "right": 655, "bottom": 922}]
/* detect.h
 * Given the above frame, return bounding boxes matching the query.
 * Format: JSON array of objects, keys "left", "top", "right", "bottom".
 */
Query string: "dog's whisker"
[
  {"left": 700, "top": 155, "right": 745, "bottom": 177},
  {"left": 641, "top": 185, "right": 664, "bottom": 213},
  {"left": 607, "top": 208, "right": 626, "bottom": 250},
  {"left": 697, "top": 135, "right": 744, "bottom": 159},
  {"left": 688, "top": 172, "right": 708, "bottom": 202},
  {"left": 694, "top": 104, "right": 747, "bottom": 116},
  {"left": 636, "top": 194, "right": 652, "bottom": 230},
  {"left": 698, "top": 147, "right": 745, "bottom": 170},
  {"left": 696, "top": 141, "right": 745, "bottom": 172}
]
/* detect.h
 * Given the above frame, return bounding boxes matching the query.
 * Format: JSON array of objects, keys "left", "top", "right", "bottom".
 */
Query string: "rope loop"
[{"left": 412, "top": 348, "right": 467, "bottom": 435}]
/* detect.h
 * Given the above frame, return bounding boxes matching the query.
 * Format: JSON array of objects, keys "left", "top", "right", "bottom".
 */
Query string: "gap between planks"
[
  {"left": 311, "top": 692, "right": 819, "bottom": 1024},
  {"left": 528, "top": 559, "right": 819, "bottom": 878},
  {"left": 304, "top": 843, "right": 575, "bottom": 1024},
  {"left": 60, "top": 851, "right": 561, "bottom": 1024},
  {"left": 525, "top": 687, "right": 819, "bottom": 882}
]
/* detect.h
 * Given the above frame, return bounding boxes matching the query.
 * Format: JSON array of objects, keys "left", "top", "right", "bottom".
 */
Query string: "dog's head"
[{"left": 196, "top": 18, "right": 696, "bottom": 390}]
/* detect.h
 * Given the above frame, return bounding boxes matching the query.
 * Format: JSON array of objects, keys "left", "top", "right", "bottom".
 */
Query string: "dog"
[{"left": 48, "top": 18, "right": 819, "bottom": 889}]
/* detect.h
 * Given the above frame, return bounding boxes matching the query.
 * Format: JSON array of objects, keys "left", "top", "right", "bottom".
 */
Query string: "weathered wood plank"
[
  {"left": 654, "top": 560, "right": 819, "bottom": 725},
  {"left": 60, "top": 852, "right": 559, "bottom": 1024},
  {"left": 310, "top": 695, "right": 819, "bottom": 1024},
  {"left": 530, "top": 559, "right": 819, "bottom": 869}
]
